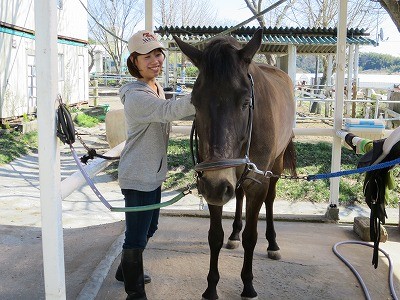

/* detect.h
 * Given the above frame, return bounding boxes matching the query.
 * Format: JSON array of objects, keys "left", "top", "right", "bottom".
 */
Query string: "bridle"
[{"left": 190, "top": 73, "right": 261, "bottom": 188}]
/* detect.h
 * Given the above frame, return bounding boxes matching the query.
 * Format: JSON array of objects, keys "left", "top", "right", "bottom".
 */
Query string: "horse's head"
[{"left": 174, "top": 30, "right": 262, "bottom": 206}]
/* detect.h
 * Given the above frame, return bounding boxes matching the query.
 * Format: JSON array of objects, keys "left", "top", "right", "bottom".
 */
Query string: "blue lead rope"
[{"left": 307, "top": 157, "right": 400, "bottom": 181}]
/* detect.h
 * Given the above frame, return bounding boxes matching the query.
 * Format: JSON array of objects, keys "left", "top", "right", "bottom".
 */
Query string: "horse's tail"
[{"left": 283, "top": 137, "right": 297, "bottom": 177}]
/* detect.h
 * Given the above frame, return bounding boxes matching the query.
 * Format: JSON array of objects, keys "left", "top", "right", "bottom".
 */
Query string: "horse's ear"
[
  {"left": 173, "top": 35, "right": 202, "bottom": 67},
  {"left": 238, "top": 28, "right": 263, "bottom": 64}
]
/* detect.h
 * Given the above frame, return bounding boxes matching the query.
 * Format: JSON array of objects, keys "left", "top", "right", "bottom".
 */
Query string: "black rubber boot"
[
  {"left": 115, "top": 262, "right": 151, "bottom": 284},
  {"left": 122, "top": 248, "right": 147, "bottom": 300}
]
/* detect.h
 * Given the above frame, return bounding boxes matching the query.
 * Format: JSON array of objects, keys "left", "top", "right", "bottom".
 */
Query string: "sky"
[{"left": 212, "top": 0, "right": 400, "bottom": 57}]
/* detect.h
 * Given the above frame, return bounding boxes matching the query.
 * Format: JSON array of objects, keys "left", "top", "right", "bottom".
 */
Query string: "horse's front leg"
[
  {"left": 202, "top": 204, "right": 224, "bottom": 300},
  {"left": 241, "top": 191, "right": 265, "bottom": 300},
  {"left": 226, "top": 187, "right": 244, "bottom": 249},
  {"left": 265, "top": 177, "right": 281, "bottom": 260}
]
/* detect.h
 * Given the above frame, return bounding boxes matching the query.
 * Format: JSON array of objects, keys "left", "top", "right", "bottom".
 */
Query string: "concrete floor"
[
  {"left": 1, "top": 93, "right": 399, "bottom": 299},
  {"left": 96, "top": 216, "right": 400, "bottom": 300}
]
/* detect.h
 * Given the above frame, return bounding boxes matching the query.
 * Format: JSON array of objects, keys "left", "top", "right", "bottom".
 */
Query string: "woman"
[{"left": 116, "top": 30, "right": 195, "bottom": 300}]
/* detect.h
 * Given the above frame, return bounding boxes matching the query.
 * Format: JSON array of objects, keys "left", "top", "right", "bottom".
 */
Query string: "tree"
[
  {"left": 154, "top": 0, "right": 217, "bottom": 27},
  {"left": 379, "top": 0, "right": 400, "bottom": 33},
  {"left": 88, "top": 0, "right": 143, "bottom": 74},
  {"left": 244, "top": 0, "right": 297, "bottom": 28},
  {"left": 243, "top": 0, "right": 382, "bottom": 68},
  {"left": 243, "top": 0, "right": 297, "bottom": 64},
  {"left": 287, "top": 0, "right": 381, "bottom": 85},
  {"left": 359, "top": 52, "right": 400, "bottom": 72}
]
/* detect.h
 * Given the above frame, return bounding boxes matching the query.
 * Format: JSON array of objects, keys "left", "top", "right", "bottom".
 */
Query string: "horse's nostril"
[
  {"left": 197, "top": 179, "right": 206, "bottom": 195},
  {"left": 197, "top": 177, "right": 235, "bottom": 204},
  {"left": 219, "top": 180, "right": 234, "bottom": 202}
]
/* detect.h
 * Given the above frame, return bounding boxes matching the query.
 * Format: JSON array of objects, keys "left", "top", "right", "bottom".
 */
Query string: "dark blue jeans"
[{"left": 121, "top": 187, "right": 161, "bottom": 249}]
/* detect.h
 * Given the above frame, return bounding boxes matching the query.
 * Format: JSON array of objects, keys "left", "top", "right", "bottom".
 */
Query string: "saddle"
[{"left": 346, "top": 127, "right": 400, "bottom": 268}]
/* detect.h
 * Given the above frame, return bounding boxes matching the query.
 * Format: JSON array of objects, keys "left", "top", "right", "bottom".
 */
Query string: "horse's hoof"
[
  {"left": 202, "top": 296, "right": 218, "bottom": 300},
  {"left": 226, "top": 239, "right": 240, "bottom": 249},
  {"left": 202, "top": 290, "right": 218, "bottom": 299},
  {"left": 268, "top": 250, "right": 281, "bottom": 260},
  {"left": 241, "top": 296, "right": 258, "bottom": 300}
]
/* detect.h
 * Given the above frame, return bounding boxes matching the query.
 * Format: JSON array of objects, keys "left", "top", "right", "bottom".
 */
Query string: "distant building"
[{"left": 0, "top": 0, "right": 89, "bottom": 121}]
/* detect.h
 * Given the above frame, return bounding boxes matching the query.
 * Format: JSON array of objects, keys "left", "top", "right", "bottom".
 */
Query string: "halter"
[{"left": 190, "top": 73, "right": 258, "bottom": 188}]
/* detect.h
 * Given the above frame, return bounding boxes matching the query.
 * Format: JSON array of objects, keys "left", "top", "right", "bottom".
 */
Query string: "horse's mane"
[{"left": 200, "top": 36, "right": 244, "bottom": 89}]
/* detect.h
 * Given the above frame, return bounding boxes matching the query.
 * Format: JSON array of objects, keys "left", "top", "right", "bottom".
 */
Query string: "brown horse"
[{"left": 174, "top": 29, "right": 296, "bottom": 300}]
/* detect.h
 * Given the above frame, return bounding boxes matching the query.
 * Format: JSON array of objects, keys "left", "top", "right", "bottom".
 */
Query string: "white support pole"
[
  {"left": 353, "top": 45, "right": 360, "bottom": 86},
  {"left": 345, "top": 44, "right": 354, "bottom": 116},
  {"left": 326, "top": 55, "right": 334, "bottom": 117},
  {"left": 329, "top": 0, "right": 348, "bottom": 208},
  {"left": 145, "top": 0, "right": 153, "bottom": 31},
  {"left": 35, "top": 1, "right": 66, "bottom": 299},
  {"left": 287, "top": 45, "right": 297, "bottom": 88},
  {"left": 326, "top": 55, "right": 333, "bottom": 86},
  {"left": 347, "top": 45, "right": 354, "bottom": 95},
  {"left": 287, "top": 45, "right": 297, "bottom": 127}
]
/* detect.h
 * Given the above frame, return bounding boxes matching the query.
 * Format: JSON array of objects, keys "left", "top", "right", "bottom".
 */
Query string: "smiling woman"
[{"left": 115, "top": 29, "right": 195, "bottom": 300}]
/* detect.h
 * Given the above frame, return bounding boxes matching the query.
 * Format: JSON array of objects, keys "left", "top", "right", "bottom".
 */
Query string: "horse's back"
[
  {"left": 253, "top": 63, "right": 294, "bottom": 112},
  {"left": 256, "top": 63, "right": 294, "bottom": 88},
  {"left": 252, "top": 63, "right": 295, "bottom": 155}
]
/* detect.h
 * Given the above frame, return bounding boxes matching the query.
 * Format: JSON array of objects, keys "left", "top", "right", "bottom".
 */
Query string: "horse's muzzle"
[{"left": 197, "top": 174, "right": 236, "bottom": 206}]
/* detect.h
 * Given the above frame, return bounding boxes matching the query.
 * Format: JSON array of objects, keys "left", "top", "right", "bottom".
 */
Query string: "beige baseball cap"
[{"left": 128, "top": 30, "right": 165, "bottom": 54}]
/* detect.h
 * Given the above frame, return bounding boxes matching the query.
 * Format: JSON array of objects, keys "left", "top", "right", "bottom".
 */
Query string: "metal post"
[
  {"left": 347, "top": 44, "right": 354, "bottom": 117},
  {"left": 145, "top": 0, "right": 153, "bottom": 31},
  {"left": 328, "top": 0, "right": 348, "bottom": 217},
  {"left": 326, "top": 55, "right": 333, "bottom": 117},
  {"left": 287, "top": 45, "right": 297, "bottom": 127},
  {"left": 93, "top": 79, "right": 99, "bottom": 106},
  {"left": 287, "top": 44, "right": 297, "bottom": 88},
  {"left": 353, "top": 45, "right": 360, "bottom": 117},
  {"left": 34, "top": 0, "right": 66, "bottom": 299}
]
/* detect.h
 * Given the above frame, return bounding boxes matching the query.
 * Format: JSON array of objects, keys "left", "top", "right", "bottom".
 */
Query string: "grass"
[
  {"left": 1, "top": 129, "right": 398, "bottom": 207},
  {"left": 0, "top": 105, "right": 105, "bottom": 164},
  {"left": 165, "top": 137, "right": 400, "bottom": 207},
  {"left": 0, "top": 130, "right": 38, "bottom": 165},
  {"left": 163, "top": 137, "right": 196, "bottom": 190},
  {"left": 74, "top": 113, "right": 100, "bottom": 127},
  {"left": 74, "top": 105, "right": 108, "bottom": 128}
]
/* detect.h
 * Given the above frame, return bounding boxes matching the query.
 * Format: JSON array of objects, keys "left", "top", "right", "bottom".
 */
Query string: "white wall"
[
  {"left": 0, "top": 0, "right": 89, "bottom": 119},
  {"left": 0, "top": 0, "right": 35, "bottom": 29}
]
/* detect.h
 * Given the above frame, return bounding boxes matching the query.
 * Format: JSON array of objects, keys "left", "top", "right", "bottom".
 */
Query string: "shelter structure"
[{"left": 155, "top": 25, "right": 376, "bottom": 92}]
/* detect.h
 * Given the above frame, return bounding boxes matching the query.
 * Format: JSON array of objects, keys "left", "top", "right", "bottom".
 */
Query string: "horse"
[{"left": 173, "top": 29, "right": 297, "bottom": 300}]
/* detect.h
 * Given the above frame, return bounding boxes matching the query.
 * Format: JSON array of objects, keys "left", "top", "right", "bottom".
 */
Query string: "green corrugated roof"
[{"left": 155, "top": 26, "right": 376, "bottom": 54}]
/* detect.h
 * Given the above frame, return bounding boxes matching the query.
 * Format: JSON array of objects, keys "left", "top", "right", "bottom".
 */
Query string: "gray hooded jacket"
[{"left": 118, "top": 80, "right": 195, "bottom": 191}]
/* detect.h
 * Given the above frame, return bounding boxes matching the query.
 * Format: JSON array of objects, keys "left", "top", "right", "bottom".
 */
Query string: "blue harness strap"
[{"left": 307, "top": 157, "right": 400, "bottom": 181}]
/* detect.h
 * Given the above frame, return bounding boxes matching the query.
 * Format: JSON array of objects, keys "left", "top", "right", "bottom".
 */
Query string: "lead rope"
[{"left": 56, "top": 96, "right": 192, "bottom": 212}]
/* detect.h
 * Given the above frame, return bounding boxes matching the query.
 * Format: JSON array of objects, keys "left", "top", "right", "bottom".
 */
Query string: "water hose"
[{"left": 333, "top": 240, "right": 398, "bottom": 300}]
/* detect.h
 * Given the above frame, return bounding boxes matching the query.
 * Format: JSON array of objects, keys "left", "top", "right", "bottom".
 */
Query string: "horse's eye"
[{"left": 242, "top": 100, "right": 251, "bottom": 110}]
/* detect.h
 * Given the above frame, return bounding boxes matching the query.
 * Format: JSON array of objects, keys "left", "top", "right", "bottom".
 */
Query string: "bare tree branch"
[
  {"left": 155, "top": 0, "right": 218, "bottom": 27},
  {"left": 88, "top": 0, "right": 142, "bottom": 74}
]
